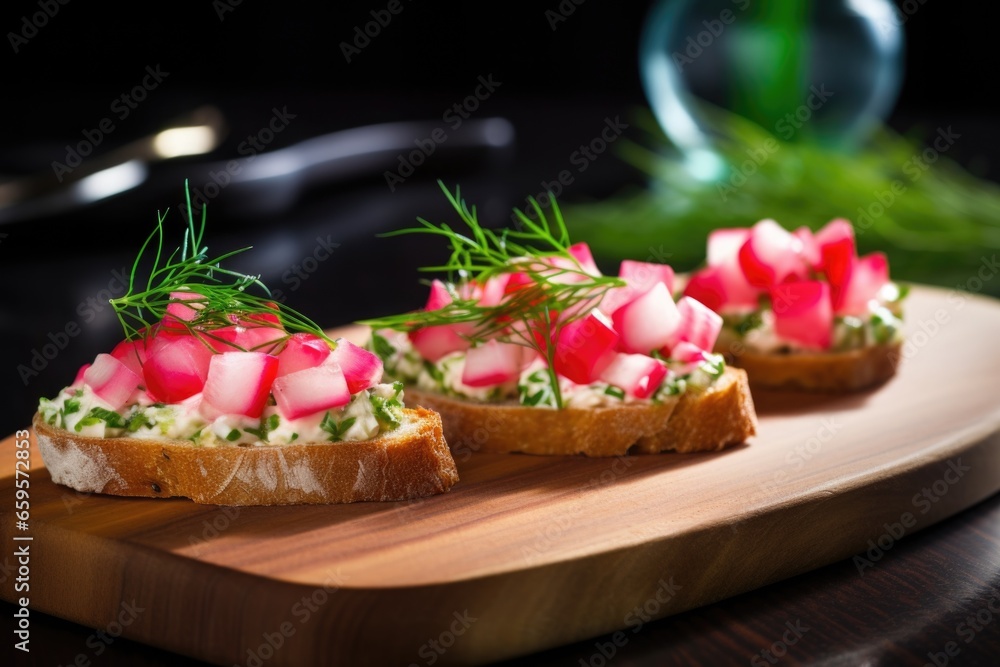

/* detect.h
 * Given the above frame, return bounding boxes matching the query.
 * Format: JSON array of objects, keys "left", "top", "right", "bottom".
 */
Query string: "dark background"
[{"left": 0, "top": 0, "right": 997, "bottom": 432}]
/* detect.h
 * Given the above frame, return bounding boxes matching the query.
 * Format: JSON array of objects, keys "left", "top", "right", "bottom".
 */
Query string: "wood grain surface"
[{"left": 3, "top": 286, "right": 1000, "bottom": 666}]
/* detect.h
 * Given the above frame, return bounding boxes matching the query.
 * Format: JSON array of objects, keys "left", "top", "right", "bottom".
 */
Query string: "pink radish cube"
[
  {"left": 683, "top": 267, "right": 727, "bottom": 313},
  {"left": 462, "top": 340, "right": 524, "bottom": 387},
  {"left": 200, "top": 352, "right": 279, "bottom": 419},
  {"left": 568, "top": 242, "right": 601, "bottom": 276},
  {"left": 619, "top": 259, "right": 675, "bottom": 294},
  {"left": 410, "top": 323, "right": 472, "bottom": 362},
  {"left": 738, "top": 219, "right": 809, "bottom": 288},
  {"left": 276, "top": 333, "right": 331, "bottom": 376},
  {"left": 143, "top": 334, "right": 213, "bottom": 403},
  {"left": 612, "top": 282, "right": 682, "bottom": 354},
  {"left": 329, "top": 339, "right": 383, "bottom": 393},
  {"left": 793, "top": 227, "right": 821, "bottom": 268},
  {"left": 771, "top": 281, "right": 833, "bottom": 349},
  {"left": 668, "top": 341, "right": 712, "bottom": 375},
  {"left": 817, "top": 219, "right": 857, "bottom": 311},
  {"left": 111, "top": 338, "right": 150, "bottom": 377},
  {"left": 598, "top": 353, "right": 667, "bottom": 399},
  {"left": 705, "top": 228, "right": 760, "bottom": 309},
  {"left": 162, "top": 291, "right": 206, "bottom": 331},
  {"left": 425, "top": 279, "right": 454, "bottom": 310},
  {"left": 271, "top": 361, "right": 351, "bottom": 420},
  {"left": 553, "top": 310, "right": 619, "bottom": 384},
  {"left": 477, "top": 274, "right": 510, "bottom": 307},
  {"left": 205, "top": 323, "right": 286, "bottom": 354},
  {"left": 664, "top": 297, "right": 724, "bottom": 353},
  {"left": 838, "top": 253, "right": 890, "bottom": 316},
  {"left": 83, "top": 354, "right": 143, "bottom": 411}
]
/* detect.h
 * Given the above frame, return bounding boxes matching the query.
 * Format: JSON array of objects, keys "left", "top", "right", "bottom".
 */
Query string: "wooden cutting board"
[{"left": 3, "top": 286, "right": 1000, "bottom": 666}]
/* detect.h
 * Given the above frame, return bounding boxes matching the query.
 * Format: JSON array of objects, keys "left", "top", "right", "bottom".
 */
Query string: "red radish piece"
[
  {"left": 664, "top": 296, "right": 724, "bottom": 352},
  {"left": 568, "top": 242, "right": 601, "bottom": 276},
  {"left": 705, "top": 228, "right": 759, "bottom": 309},
  {"left": 72, "top": 363, "right": 91, "bottom": 387},
  {"left": 462, "top": 340, "right": 524, "bottom": 387},
  {"left": 838, "top": 253, "right": 890, "bottom": 316},
  {"left": 793, "top": 227, "right": 821, "bottom": 268},
  {"left": 161, "top": 291, "right": 206, "bottom": 332},
  {"left": 409, "top": 324, "right": 473, "bottom": 362},
  {"left": 83, "top": 354, "right": 143, "bottom": 411},
  {"left": 668, "top": 341, "right": 711, "bottom": 375},
  {"left": 329, "top": 339, "right": 383, "bottom": 393},
  {"left": 598, "top": 353, "right": 667, "bottom": 399},
  {"left": 478, "top": 274, "right": 510, "bottom": 307},
  {"left": 771, "top": 281, "right": 833, "bottom": 349},
  {"left": 276, "top": 333, "right": 331, "bottom": 376},
  {"left": 111, "top": 338, "right": 151, "bottom": 377},
  {"left": 612, "top": 282, "right": 682, "bottom": 354},
  {"left": 143, "top": 334, "right": 214, "bottom": 403},
  {"left": 816, "top": 219, "right": 856, "bottom": 310},
  {"left": 738, "top": 219, "right": 809, "bottom": 288},
  {"left": 271, "top": 360, "right": 351, "bottom": 420},
  {"left": 619, "top": 259, "right": 675, "bottom": 294},
  {"left": 682, "top": 268, "right": 727, "bottom": 313},
  {"left": 425, "top": 279, "right": 454, "bottom": 310},
  {"left": 553, "top": 310, "right": 619, "bottom": 384},
  {"left": 200, "top": 352, "right": 279, "bottom": 419},
  {"left": 204, "top": 323, "right": 286, "bottom": 354}
]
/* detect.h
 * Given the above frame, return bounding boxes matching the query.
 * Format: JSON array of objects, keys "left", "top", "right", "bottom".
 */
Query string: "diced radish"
[
  {"left": 425, "top": 279, "right": 454, "bottom": 310},
  {"left": 462, "top": 339, "right": 524, "bottom": 387},
  {"left": 72, "top": 363, "right": 91, "bottom": 387},
  {"left": 771, "top": 281, "right": 833, "bottom": 349},
  {"left": 664, "top": 296, "right": 724, "bottom": 352},
  {"left": 83, "top": 354, "right": 143, "bottom": 411},
  {"left": 203, "top": 323, "right": 286, "bottom": 354},
  {"left": 705, "top": 228, "right": 759, "bottom": 309},
  {"left": 167, "top": 290, "right": 204, "bottom": 319},
  {"left": 409, "top": 323, "right": 473, "bottom": 362},
  {"left": 838, "top": 253, "right": 890, "bottom": 316},
  {"left": 567, "top": 242, "right": 601, "bottom": 276},
  {"left": 667, "top": 341, "right": 711, "bottom": 375},
  {"left": 554, "top": 310, "right": 619, "bottom": 384},
  {"left": 329, "top": 339, "right": 383, "bottom": 393},
  {"left": 503, "top": 270, "right": 534, "bottom": 296},
  {"left": 682, "top": 268, "right": 727, "bottom": 313},
  {"left": 598, "top": 353, "right": 667, "bottom": 399},
  {"left": 612, "top": 282, "right": 682, "bottom": 354},
  {"left": 619, "top": 259, "right": 675, "bottom": 294},
  {"left": 200, "top": 352, "right": 279, "bottom": 419},
  {"left": 598, "top": 284, "right": 637, "bottom": 317},
  {"left": 738, "top": 219, "right": 809, "bottom": 288},
  {"left": 817, "top": 219, "right": 857, "bottom": 311},
  {"left": 478, "top": 274, "right": 510, "bottom": 307},
  {"left": 235, "top": 301, "right": 282, "bottom": 326},
  {"left": 143, "top": 334, "right": 213, "bottom": 403},
  {"left": 110, "top": 338, "right": 150, "bottom": 377},
  {"left": 793, "top": 227, "right": 821, "bottom": 268},
  {"left": 271, "top": 360, "right": 351, "bottom": 420},
  {"left": 275, "top": 332, "right": 331, "bottom": 376}
]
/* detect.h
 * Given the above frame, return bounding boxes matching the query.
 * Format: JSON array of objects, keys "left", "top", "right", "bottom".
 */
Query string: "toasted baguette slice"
[
  {"left": 405, "top": 367, "right": 756, "bottom": 457},
  {"left": 723, "top": 341, "right": 902, "bottom": 391},
  {"left": 33, "top": 408, "right": 458, "bottom": 506}
]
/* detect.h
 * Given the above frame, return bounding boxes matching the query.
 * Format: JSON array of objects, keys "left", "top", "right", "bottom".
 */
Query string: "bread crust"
[
  {"left": 405, "top": 367, "right": 756, "bottom": 457},
  {"left": 724, "top": 341, "right": 902, "bottom": 391},
  {"left": 33, "top": 409, "right": 458, "bottom": 506}
]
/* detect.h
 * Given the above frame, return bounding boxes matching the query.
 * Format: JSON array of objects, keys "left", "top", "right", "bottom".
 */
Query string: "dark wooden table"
[{"left": 8, "top": 490, "right": 1000, "bottom": 666}]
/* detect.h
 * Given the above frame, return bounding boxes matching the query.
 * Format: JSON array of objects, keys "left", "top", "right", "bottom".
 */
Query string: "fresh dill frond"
[
  {"left": 361, "top": 181, "right": 625, "bottom": 408},
  {"left": 109, "top": 180, "right": 332, "bottom": 349}
]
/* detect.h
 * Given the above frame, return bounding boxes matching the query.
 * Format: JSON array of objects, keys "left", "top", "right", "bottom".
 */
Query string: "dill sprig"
[
  {"left": 361, "top": 181, "right": 625, "bottom": 407},
  {"left": 109, "top": 181, "right": 332, "bottom": 349}
]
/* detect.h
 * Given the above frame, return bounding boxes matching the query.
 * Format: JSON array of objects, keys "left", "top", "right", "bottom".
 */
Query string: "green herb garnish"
[
  {"left": 370, "top": 382, "right": 405, "bottom": 430},
  {"left": 320, "top": 413, "right": 357, "bottom": 442},
  {"left": 361, "top": 181, "right": 626, "bottom": 408},
  {"left": 244, "top": 413, "right": 280, "bottom": 442},
  {"left": 109, "top": 181, "right": 333, "bottom": 351}
]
